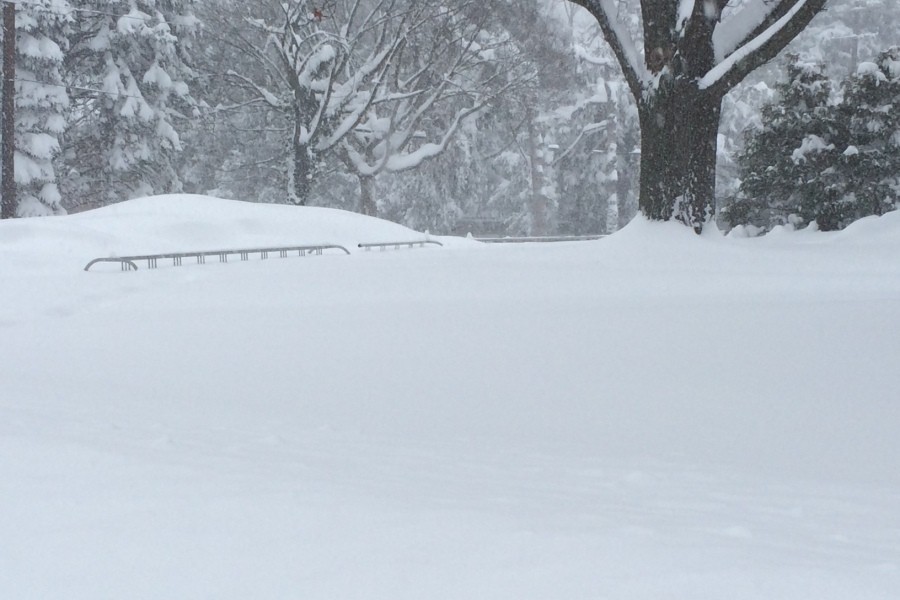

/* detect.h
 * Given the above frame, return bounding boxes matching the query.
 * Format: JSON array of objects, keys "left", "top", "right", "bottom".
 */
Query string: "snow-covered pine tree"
[
  {"left": 839, "top": 46, "right": 900, "bottom": 222},
  {"left": 725, "top": 56, "right": 846, "bottom": 229},
  {"left": 11, "top": 0, "right": 70, "bottom": 216},
  {"left": 728, "top": 49, "right": 900, "bottom": 231},
  {"left": 60, "top": 0, "right": 197, "bottom": 209}
]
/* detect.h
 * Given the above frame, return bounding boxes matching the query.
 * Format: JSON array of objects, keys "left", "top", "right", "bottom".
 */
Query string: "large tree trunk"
[
  {"left": 638, "top": 87, "right": 722, "bottom": 232},
  {"left": 569, "top": 0, "right": 827, "bottom": 233}
]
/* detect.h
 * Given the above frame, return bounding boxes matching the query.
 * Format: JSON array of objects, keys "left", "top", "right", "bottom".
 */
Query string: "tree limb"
[
  {"left": 567, "top": 0, "right": 646, "bottom": 100},
  {"left": 719, "top": 0, "right": 812, "bottom": 60},
  {"left": 701, "top": 0, "right": 827, "bottom": 96}
]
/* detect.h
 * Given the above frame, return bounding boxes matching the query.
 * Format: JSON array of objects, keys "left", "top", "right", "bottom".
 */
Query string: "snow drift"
[{"left": 1, "top": 195, "right": 898, "bottom": 599}]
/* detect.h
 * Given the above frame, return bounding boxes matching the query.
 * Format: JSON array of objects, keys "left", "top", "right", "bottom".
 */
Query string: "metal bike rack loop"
[
  {"left": 84, "top": 243, "right": 350, "bottom": 272},
  {"left": 357, "top": 240, "right": 443, "bottom": 251}
]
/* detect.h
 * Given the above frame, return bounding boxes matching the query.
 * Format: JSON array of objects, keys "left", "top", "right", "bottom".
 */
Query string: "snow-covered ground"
[{"left": 2, "top": 194, "right": 898, "bottom": 599}]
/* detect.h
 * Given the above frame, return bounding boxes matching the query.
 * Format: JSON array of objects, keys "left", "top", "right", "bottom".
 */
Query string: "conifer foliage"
[
  {"left": 60, "top": 0, "right": 198, "bottom": 209},
  {"left": 11, "top": 0, "right": 70, "bottom": 216},
  {"left": 840, "top": 47, "right": 900, "bottom": 222},
  {"left": 2, "top": 0, "right": 199, "bottom": 215},
  {"left": 727, "top": 49, "right": 900, "bottom": 231}
]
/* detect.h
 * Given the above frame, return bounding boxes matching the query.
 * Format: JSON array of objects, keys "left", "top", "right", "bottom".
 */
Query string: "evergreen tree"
[
  {"left": 725, "top": 56, "right": 847, "bottom": 229},
  {"left": 727, "top": 50, "right": 900, "bottom": 231},
  {"left": 839, "top": 46, "right": 900, "bottom": 222},
  {"left": 717, "top": 80, "right": 775, "bottom": 211},
  {"left": 59, "top": 0, "right": 198, "bottom": 209},
  {"left": 12, "top": 0, "right": 71, "bottom": 216}
]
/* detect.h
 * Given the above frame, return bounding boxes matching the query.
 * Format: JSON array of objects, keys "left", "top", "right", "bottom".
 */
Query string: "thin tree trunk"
[
  {"left": 358, "top": 174, "right": 376, "bottom": 217},
  {"left": 615, "top": 154, "right": 634, "bottom": 230},
  {"left": 1, "top": 3, "right": 16, "bottom": 219},
  {"left": 638, "top": 87, "right": 722, "bottom": 232},
  {"left": 526, "top": 108, "right": 547, "bottom": 235},
  {"left": 615, "top": 121, "right": 639, "bottom": 231},
  {"left": 289, "top": 109, "right": 315, "bottom": 206}
]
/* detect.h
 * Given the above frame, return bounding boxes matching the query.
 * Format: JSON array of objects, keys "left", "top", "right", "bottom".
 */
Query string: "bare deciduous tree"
[{"left": 214, "top": 0, "right": 528, "bottom": 212}]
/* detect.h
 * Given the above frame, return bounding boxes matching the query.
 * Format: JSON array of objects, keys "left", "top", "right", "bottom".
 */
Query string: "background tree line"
[{"left": 1, "top": 0, "right": 898, "bottom": 234}]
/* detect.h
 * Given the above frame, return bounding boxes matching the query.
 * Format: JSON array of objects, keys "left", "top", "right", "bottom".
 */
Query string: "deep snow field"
[{"left": 1, "top": 194, "right": 899, "bottom": 599}]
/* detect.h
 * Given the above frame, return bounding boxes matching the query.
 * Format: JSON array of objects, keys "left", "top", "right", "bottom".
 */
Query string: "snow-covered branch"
[
  {"left": 712, "top": 0, "right": 782, "bottom": 62},
  {"left": 224, "top": 70, "right": 286, "bottom": 109},
  {"left": 568, "top": 0, "right": 648, "bottom": 99},
  {"left": 700, "top": 0, "right": 827, "bottom": 95},
  {"left": 676, "top": 0, "right": 697, "bottom": 35},
  {"left": 551, "top": 121, "right": 608, "bottom": 167},
  {"left": 336, "top": 6, "right": 531, "bottom": 182}
]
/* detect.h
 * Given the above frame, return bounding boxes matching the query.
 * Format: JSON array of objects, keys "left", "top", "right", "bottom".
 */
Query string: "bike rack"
[
  {"left": 474, "top": 235, "right": 606, "bottom": 243},
  {"left": 84, "top": 244, "right": 351, "bottom": 272},
  {"left": 357, "top": 240, "right": 443, "bottom": 251}
]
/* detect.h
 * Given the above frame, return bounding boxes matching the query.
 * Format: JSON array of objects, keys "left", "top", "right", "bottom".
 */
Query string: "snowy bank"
[{"left": 1, "top": 196, "right": 898, "bottom": 599}]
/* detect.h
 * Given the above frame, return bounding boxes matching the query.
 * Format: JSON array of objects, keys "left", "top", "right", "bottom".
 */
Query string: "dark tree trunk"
[
  {"left": 290, "top": 124, "right": 314, "bottom": 206},
  {"left": 1, "top": 3, "right": 16, "bottom": 219},
  {"left": 638, "top": 86, "right": 722, "bottom": 232},
  {"left": 637, "top": 3, "right": 721, "bottom": 232},
  {"left": 358, "top": 174, "right": 376, "bottom": 216},
  {"left": 289, "top": 89, "right": 325, "bottom": 206}
]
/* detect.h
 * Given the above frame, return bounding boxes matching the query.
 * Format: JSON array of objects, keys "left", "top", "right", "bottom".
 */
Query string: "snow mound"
[
  {"left": 0, "top": 194, "right": 457, "bottom": 273},
  {"left": 834, "top": 208, "right": 900, "bottom": 243},
  {"left": 66, "top": 193, "right": 431, "bottom": 253}
]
